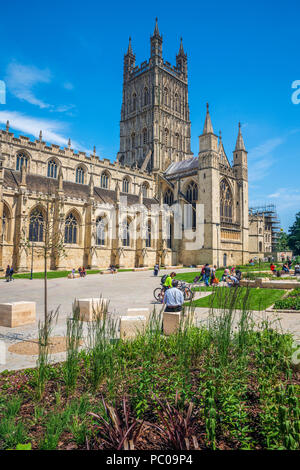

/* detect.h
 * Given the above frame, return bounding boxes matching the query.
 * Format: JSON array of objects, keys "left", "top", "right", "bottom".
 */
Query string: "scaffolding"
[{"left": 249, "top": 204, "right": 281, "bottom": 252}]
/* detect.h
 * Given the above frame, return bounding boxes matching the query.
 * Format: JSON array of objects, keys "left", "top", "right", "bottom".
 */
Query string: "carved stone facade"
[{"left": 0, "top": 20, "right": 258, "bottom": 272}]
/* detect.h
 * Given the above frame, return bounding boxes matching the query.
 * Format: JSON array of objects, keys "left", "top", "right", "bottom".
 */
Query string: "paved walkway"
[{"left": 0, "top": 269, "right": 299, "bottom": 371}]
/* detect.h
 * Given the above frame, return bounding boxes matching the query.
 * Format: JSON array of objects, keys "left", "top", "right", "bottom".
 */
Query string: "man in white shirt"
[{"left": 163, "top": 280, "right": 184, "bottom": 312}]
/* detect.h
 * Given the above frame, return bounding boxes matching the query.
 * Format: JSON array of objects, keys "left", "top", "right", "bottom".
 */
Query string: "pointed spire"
[
  {"left": 39, "top": 130, "right": 42, "bottom": 141},
  {"left": 153, "top": 17, "right": 160, "bottom": 37},
  {"left": 58, "top": 166, "right": 63, "bottom": 191},
  {"left": 178, "top": 37, "right": 185, "bottom": 55},
  {"left": 235, "top": 122, "right": 246, "bottom": 151},
  {"left": 6, "top": 120, "right": 9, "bottom": 132},
  {"left": 127, "top": 36, "right": 133, "bottom": 55},
  {"left": 93, "top": 145, "right": 96, "bottom": 155},
  {"left": 68, "top": 138, "right": 71, "bottom": 148},
  {"left": 203, "top": 103, "right": 214, "bottom": 134}
]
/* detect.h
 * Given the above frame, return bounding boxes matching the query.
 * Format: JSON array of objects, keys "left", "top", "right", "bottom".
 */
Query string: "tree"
[
  {"left": 288, "top": 211, "right": 300, "bottom": 255},
  {"left": 276, "top": 230, "right": 290, "bottom": 251},
  {"left": 24, "top": 184, "right": 66, "bottom": 332}
]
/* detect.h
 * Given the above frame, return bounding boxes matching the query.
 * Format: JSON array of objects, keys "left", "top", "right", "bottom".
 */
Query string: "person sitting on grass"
[
  {"left": 221, "top": 267, "right": 230, "bottom": 282},
  {"left": 226, "top": 274, "right": 239, "bottom": 287},
  {"left": 282, "top": 263, "right": 289, "bottom": 274},
  {"left": 163, "top": 279, "right": 184, "bottom": 313}
]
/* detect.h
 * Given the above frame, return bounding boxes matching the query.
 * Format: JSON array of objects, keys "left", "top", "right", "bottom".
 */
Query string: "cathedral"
[{"left": 0, "top": 19, "right": 253, "bottom": 272}]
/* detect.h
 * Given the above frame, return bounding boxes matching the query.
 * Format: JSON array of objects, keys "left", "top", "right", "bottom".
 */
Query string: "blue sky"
[{"left": 0, "top": 0, "right": 299, "bottom": 230}]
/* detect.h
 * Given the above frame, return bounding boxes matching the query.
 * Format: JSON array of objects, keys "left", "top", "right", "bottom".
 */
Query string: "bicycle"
[{"left": 153, "top": 281, "right": 194, "bottom": 303}]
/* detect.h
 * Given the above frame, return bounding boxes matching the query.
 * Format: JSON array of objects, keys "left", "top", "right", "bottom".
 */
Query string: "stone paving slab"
[{"left": 0, "top": 269, "right": 300, "bottom": 371}]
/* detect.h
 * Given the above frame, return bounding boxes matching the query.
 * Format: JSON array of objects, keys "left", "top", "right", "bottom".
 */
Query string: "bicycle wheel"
[{"left": 153, "top": 287, "right": 163, "bottom": 302}]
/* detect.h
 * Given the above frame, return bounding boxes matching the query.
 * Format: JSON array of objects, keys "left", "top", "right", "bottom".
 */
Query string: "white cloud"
[
  {"left": 249, "top": 137, "right": 284, "bottom": 160},
  {"left": 5, "top": 62, "right": 52, "bottom": 109},
  {"left": 267, "top": 188, "right": 300, "bottom": 211},
  {"left": 247, "top": 137, "right": 284, "bottom": 182},
  {"left": 0, "top": 110, "right": 90, "bottom": 153},
  {"left": 5, "top": 61, "right": 76, "bottom": 114}
]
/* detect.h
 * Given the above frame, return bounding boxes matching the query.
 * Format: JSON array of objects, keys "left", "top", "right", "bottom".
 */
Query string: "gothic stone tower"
[{"left": 118, "top": 19, "right": 192, "bottom": 172}]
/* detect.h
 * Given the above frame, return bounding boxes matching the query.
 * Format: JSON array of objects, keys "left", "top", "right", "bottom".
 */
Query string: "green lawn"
[
  {"left": 175, "top": 270, "right": 223, "bottom": 283},
  {"left": 189, "top": 287, "right": 286, "bottom": 311},
  {"left": 5, "top": 269, "right": 101, "bottom": 280}
]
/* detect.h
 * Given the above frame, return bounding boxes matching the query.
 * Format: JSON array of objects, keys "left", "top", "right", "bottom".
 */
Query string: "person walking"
[
  {"left": 154, "top": 263, "right": 159, "bottom": 276},
  {"left": 203, "top": 264, "right": 211, "bottom": 287},
  {"left": 9, "top": 266, "right": 14, "bottom": 282},
  {"left": 210, "top": 265, "right": 216, "bottom": 286},
  {"left": 163, "top": 279, "right": 184, "bottom": 312},
  {"left": 5, "top": 265, "right": 10, "bottom": 282}
]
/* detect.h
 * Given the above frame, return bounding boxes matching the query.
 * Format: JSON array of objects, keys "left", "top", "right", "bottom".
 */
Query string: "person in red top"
[{"left": 270, "top": 263, "right": 276, "bottom": 273}]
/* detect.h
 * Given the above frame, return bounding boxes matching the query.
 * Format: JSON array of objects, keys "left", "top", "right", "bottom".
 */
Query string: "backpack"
[
  {"left": 193, "top": 275, "right": 200, "bottom": 283},
  {"left": 161, "top": 274, "right": 168, "bottom": 285}
]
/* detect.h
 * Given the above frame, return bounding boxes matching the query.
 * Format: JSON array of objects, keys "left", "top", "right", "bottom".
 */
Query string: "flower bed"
[{"left": 273, "top": 289, "right": 300, "bottom": 311}]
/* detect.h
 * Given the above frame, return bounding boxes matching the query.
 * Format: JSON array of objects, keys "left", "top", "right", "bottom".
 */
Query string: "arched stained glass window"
[
  {"left": 76, "top": 167, "right": 85, "bottom": 184},
  {"left": 96, "top": 216, "right": 106, "bottom": 246},
  {"left": 220, "top": 180, "right": 233, "bottom": 223},
  {"left": 65, "top": 213, "right": 78, "bottom": 244},
  {"left": 16, "top": 152, "right": 28, "bottom": 171},
  {"left": 164, "top": 188, "right": 174, "bottom": 206},
  {"left": 47, "top": 160, "right": 57, "bottom": 178},
  {"left": 122, "top": 177, "right": 130, "bottom": 193},
  {"left": 101, "top": 172, "right": 109, "bottom": 189},
  {"left": 186, "top": 181, "right": 198, "bottom": 229},
  {"left": 121, "top": 220, "right": 130, "bottom": 247},
  {"left": 29, "top": 210, "right": 44, "bottom": 242}
]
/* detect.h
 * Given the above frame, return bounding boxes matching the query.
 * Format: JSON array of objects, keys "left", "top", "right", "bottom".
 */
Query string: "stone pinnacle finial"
[
  {"left": 93, "top": 145, "right": 96, "bottom": 155},
  {"left": 68, "top": 138, "right": 71, "bottom": 148},
  {"left": 219, "top": 130, "right": 222, "bottom": 139},
  {"left": 6, "top": 120, "right": 9, "bottom": 132},
  {"left": 153, "top": 17, "right": 160, "bottom": 36},
  {"left": 39, "top": 130, "right": 42, "bottom": 141},
  {"left": 127, "top": 36, "right": 133, "bottom": 55},
  {"left": 235, "top": 122, "right": 246, "bottom": 151},
  {"left": 203, "top": 102, "right": 214, "bottom": 134}
]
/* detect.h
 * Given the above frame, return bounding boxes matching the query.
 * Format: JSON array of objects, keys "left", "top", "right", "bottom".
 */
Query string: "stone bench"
[
  {"left": 75, "top": 298, "right": 108, "bottom": 321},
  {"left": 240, "top": 278, "right": 299, "bottom": 289},
  {"left": 0, "top": 302, "right": 36, "bottom": 328},
  {"left": 126, "top": 307, "right": 150, "bottom": 322},
  {"left": 67, "top": 273, "right": 81, "bottom": 279},
  {"left": 163, "top": 310, "right": 194, "bottom": 336},
  {"left": 164, "top": 265, "right": 183, "bottom": 270},
  {"left": 120, "top": 315, "right": 146, "bottom": 340},
  {"left": 100, "top": 270, "right": 118, "bottom": 274}
]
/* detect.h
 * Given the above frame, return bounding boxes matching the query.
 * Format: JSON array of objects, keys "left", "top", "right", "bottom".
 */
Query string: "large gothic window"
[
  {"left": 167, "top": 221, "right": 173, "bottom": 249},
  {"left": 2, "top": 205, "right": 9, "bottom": 241},
  {"left": 96, "top": 216, "right": 106, "bottom": 246},
  {"left": 101, "top": 171, "right": 109, "bottom": 189},
  {"left": 164, "top": 188, "right": 174, "bottom": 206},
  {"left": 47, "top": 160, "right": 57, "bottom": 178},
  {"left": 76, "top": 167, "right": 85, "bottom": 184},
  {"left": 64, "top": 213, "right": 78, "bottom": 244},
  {"left": 16, "top": 152, "right": 28, "bottom": 171},
  {"left": 121, "top": 220, "right": 130, "bottom": 247},
  {"left": 220, "top": 180, "right": 233, "bottom": 223},
  {"left": 142, "top": 182, "right": 148, "bottom": 198},
  {"left": 186, "top": 181, "right": 198, "bottom": 229},
  {"left": 146, "top": 220, "right": 151, "bottom": 248},
  {"left": 122, "top": 177, "right": 130, "bottom": 193},
  {"left": 29, "top": 210, "right": 44, "bottom": 242}
]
